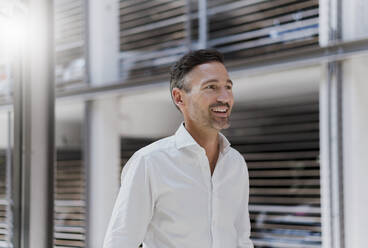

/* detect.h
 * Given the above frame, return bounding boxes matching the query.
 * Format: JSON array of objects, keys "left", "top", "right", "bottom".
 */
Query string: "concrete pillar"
[
  {"left": 88, "top": 0, "right": 119, "bottom": 86},
  {"left": 27, "top": 0, "right": 55, "bottom": 245},
  {"left": 87, "top": 0, "right": 120, "bottom": 247},
  {"left": 342, "top": 56, "right": 368, "bottom": 248},
  {"left": 341, "top": 1, "right": 368, "bottom": 247},
  {"left": 11, "top": 0, "right": 55, "bottom": 246},
  {"left": 342, "top": 0, "right": 368, "bottom": 41},
  {"left": 87, "top": 98, "right": 120, "bottom": 248}
]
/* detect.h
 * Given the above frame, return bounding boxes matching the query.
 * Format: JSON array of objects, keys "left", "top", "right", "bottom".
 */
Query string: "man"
[{"left": 103, "top": 49, "right": 253, "bottom": 248}]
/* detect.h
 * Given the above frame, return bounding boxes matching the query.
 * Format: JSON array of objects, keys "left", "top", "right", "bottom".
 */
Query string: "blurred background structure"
[{"left": 0, "top": 0, "right": 368, "bottom": 247}]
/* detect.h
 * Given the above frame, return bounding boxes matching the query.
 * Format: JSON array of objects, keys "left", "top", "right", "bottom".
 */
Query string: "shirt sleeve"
[
  {"left": 103, "top": 153, "right": 155, "bottom": 248},
  {"left": 235, "top": 157, "right": 254, "bottom": 248}
]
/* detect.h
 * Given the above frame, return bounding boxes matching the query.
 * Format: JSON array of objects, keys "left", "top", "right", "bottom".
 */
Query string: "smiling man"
[{"left": 103, "top": 49, "right": 253, "bottom": 248}]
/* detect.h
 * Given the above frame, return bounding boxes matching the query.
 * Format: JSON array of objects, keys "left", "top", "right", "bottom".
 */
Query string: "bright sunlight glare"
[{"left": 0, "top": 4, "right": 27, "bottom": 56}]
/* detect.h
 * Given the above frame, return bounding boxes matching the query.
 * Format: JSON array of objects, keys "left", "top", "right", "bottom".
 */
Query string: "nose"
[{"left": 217, "top": 87, "right": 233, "bottom": 104}]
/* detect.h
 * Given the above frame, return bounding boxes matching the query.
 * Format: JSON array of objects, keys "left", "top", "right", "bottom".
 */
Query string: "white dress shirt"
[{"left": 103, "top": 124, "right": 253, "bottom": 248}]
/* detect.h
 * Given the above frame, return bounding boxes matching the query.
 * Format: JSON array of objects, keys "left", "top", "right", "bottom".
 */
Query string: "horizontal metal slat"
[
  {"left": 55, "top": 213, "right": 84, "bottom": 220},
  {"left": 55, "top": 188, "right": 85, "bottom": 194},
  {"left": 121, "top": 15, "right": 186, "bottom": 37},
  {"left": 56, "top": 166, "right": 84, "bottom": 173},
  {"left": 224, "top": 122, "right": 318, "bottom": 136},
  {"left": 230, "top": 103, "right": 319, "bottom": 119},
  {"left": 251, "top": 230, "right": 321, "bottom": 242},
  {"left": 236, "top": 141, "right": 319, "bottom": 152},
  {"left": 244, "top": 151, "right": 319, "bottom": 160},
  {"left": 209, "top": 0, "right": 318, "bottom": 35},
  {"left": 54, "top": 239, "right": 84, "bottom": 247},
  {"left": 249, "top": 169, "right": 319, "bottom": 178},
  {"left": 55, "top": 182, "right": 85, "bottom": 188},
  {"left": 250, "top": 213, "right": 321, "bottom": 224},
  {"left": 230, "top": 113, "right": 319, "bottom": 128},
  {"left": 55, "top": 5, "right": 83, "bottom": 21},
  {"left": 54, "top": 226, "right": 85, "bottom": 233},
  {"left": 252, "top": 238, "right": 321, "bottom": 248},
  {"left": 55, "top": 14, "right": 83, "bottom": 29},
  {"left": 54, "top": 219, "right": 85, "bottom": 226},
  {"left": 249, "top": 204, "right": 320, "bottom": 214},
  {"left": 56, "top": 34, "right": 84, "bottom": 46},
  {"left": 250, "top": 179, "right": 320, "bottom": 186},
  {"left": 55, "top": 206, "right": 85, "bottom": 213},
  {"left": 120, "top": 0, "right": 176, "bottom": 16},
  {"left": 250, "top": 188, "right": 320, "bottom": 195},
  {"left": 55, "top": 200, "right": 85, "bottom": 207},
  {"left": 250, "top": 196, "right": 320, "bottom": 205},
  {"left": 120, "top": 1, "right": 185, "bottom": 26},
  {"left": 247, "top": 160, "right": 319, "bottom": 169},
  {"left": 122, "top": 30, "right": 186, "bottom": 51},
  {"left": 54, "top": 0, "right": 82, "bottom": 13},
  {"left": 226, "top": 35, "right": 318, "bottom": 60},
  {"left": 57, "top": 160, "right": 83, "bottom": 166},
  {"left": 223, "top": 133, "right": 319, "bottom": 145},
  {"left": 121, "top": 21, "right": 185, "bottom": 43},
  {"left": 55, "top": 194, "right": 85, "bottom": 200},
  {"left": 252, "top": 222, "right": 321, "bottom": 232},
  {"left": 218, "top": 24, "right": 319, "bottom": 54},
  {"left": 208, "top": 0, "right": 265, "bottom": 13},
  {"left": 54, "top": 232, "right": 85, "bottom": 240},
  {"left": 56, "top": 23, "right": 84, "bottom": 38},
  {"left": 251, "top": 235, "right": 321, "bottom": 248},
  {"left": 120, "top": 46, "right": 188, "bottom": 63}
]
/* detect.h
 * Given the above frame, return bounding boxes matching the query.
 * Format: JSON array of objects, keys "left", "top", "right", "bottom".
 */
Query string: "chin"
[{"left": 211, "top": 119, "right": 231, "bottom": 130}]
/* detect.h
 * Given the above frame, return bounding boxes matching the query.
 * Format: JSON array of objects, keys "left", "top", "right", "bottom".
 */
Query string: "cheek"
[{"left": 229, "top": 94, "right": 234, "bottom": 106}]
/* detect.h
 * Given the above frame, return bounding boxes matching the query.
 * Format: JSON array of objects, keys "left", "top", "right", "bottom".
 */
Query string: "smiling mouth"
[{"left": 210, "top": 106, "right": 229, "bottom": 116}]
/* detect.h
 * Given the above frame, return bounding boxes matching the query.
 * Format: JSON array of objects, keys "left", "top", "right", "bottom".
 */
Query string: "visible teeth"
[{"left": 212, "top": 107, "right": 227, "bottom": 112}]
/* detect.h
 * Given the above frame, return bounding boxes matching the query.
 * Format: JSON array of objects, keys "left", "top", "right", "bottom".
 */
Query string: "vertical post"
[
  {"left": 11, "top": 0, "right": 55, "bottom": 247},
  {"left": 328, "top": 0, "right": 342, "bottom": 41},
  {"left": 185, "top": 0, "right": 192, "bottom": 50},
  {"left": 198, "top": 0, "right": 208, "bottom": 49},
  {"left": 27, "top": 0, "right": 55, "bottom": 246},
  {"left": 342, "top": 56, "right": 368, "bottom": 248},
  {"left": 327, "top": 62, "right": 344, "bottom": 248},
  {"left": 320, "top": 0, "right": 344, "bottom": 247},
  {"left": 83, "top": 0, "right": 90, "bottom": 85},
  {"left": 87, "top": 98, "right": 120, "bottom": 248},
  {"left": 6, "top": 111, "right": 12, "bottom": 247},
  {"left": 12, "top": 10, "right": 24, "bottom": 247},
  {"left": 87, "top": 0, "right": 120, "bottom": 247},
  {"left": 327, "top": 0, "right": 344, "bottom": 246}
]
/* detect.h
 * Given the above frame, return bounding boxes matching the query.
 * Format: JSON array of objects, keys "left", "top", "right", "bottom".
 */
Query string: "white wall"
[
  {"left": 118, "top": 86, "right": 182, "bottom": 138},
  {"left": 231, "top": 65, "right": 320, "bottom": 103}
]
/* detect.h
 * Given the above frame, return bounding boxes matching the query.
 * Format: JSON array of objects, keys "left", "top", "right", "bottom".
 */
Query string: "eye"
[
  {"left": 205, "top": 84, "right": 216, "bottom": 90},
  {"left": 226, "top": 84, "right": 232, "bottom": 90}
]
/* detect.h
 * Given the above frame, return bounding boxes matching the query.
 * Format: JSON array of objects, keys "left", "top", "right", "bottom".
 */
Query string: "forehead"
[{"left": 185, "top": 62, "right": 230, "bottom": 85}]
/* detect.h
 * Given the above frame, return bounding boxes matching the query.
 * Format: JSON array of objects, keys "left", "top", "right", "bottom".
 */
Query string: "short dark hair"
[{"left": 170, "top": 49, "right": 224, "bottom": 94}]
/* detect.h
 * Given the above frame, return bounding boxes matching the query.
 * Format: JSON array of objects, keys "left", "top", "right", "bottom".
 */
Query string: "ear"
[{"left": 172, "top": 88, "right": 184, "bottom": 109}]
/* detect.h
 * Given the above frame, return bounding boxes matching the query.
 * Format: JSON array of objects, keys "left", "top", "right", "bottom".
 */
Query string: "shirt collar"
[{"left": 175, "top": 123, "right": 231, "bottom": 153}]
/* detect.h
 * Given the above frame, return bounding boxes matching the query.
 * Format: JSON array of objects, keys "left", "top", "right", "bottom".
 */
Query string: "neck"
[
  {"left": 184, "top": 121, "right": 221, "bottom": 176},
  {"left": 184, "top": 121, "right": 219, "bottom": 151}
]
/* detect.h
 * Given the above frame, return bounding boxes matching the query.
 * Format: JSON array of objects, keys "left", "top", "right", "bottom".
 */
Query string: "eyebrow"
[{"left": 202, "top": 79, "right": 233, "bottom": 85}]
